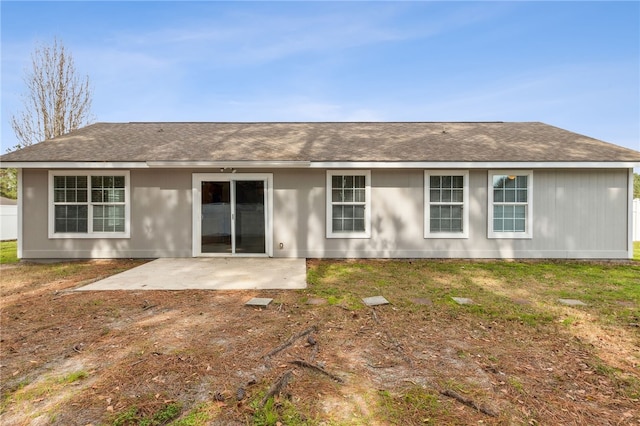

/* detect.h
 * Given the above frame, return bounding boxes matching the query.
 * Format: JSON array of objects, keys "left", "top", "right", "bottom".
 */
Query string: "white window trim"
[
  {"left": 48, "top": 170, "right": 131, "bottom": 239},
  {"left": 326, "top": 170, "right": 371, "bottom": 239},
  {"left": 487, "top": 170, "right": 533, "bottom": 239},
  {"left": 424, "top": 170, "right": 469, "bottom": 239}
]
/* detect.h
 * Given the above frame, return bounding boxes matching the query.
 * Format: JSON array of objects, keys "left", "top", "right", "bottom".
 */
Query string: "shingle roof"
[{"left": 1, "top": 122, "right": 639, "bottom": 163}]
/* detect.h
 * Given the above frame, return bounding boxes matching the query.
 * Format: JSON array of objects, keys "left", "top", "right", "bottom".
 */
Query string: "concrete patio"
[{"left": 75, "top": 258, "right": 307, "bottom": 291}]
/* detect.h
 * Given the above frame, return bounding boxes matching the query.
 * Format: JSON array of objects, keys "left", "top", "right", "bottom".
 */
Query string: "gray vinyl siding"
[{"left": 20, "top": 168, "right": 631, "bottom": 259}]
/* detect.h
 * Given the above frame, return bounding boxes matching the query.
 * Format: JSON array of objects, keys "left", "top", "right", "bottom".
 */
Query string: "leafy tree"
[
  {"left": 0, "top": 169, "right": 17, "bottom": 199},
  {"left": 10, "top": 37, "right": 94, "bottom": 150},
  {"left": 634, "top": 173, "right": 640, "bottom": 199}
]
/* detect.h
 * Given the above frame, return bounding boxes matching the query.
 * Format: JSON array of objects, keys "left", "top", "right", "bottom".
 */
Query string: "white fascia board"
[
  {"left": 309, "top": 161, "right": 640, "bottom": 169},
  {"left": 1, "top": 162, "right": 148, "bottom": 169},
  {"left": 146, "top": 161, "right": 311, "bottom": 168}
]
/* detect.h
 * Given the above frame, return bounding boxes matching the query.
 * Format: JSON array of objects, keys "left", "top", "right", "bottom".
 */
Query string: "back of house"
[{"left": 2, "top": 121, "right": 639, "bottom": 260}]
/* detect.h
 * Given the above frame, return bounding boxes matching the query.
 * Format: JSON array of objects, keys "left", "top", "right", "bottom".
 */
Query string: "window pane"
[
  {"left": 514, "top": 205, "right": 526, "bottom": 219},
  {"left": 354, "top": 205, "right": 365, "bottom": 219},
  {"left": 332, "top": 176, "right": 341, "bottom": 189},
  {"left": 332, "top": 205, "right": 343, "bottom": 219},
  {"left": 442, "top": 190, "right": 452, "bottom": 202},
  {"left": 354, "top": 175, "right": 365, "bottom": 189},
  {"left": 104, "top": 176, "right": 114, "bottom": 188},
  {"left": 92, "top": 176, "right": 102, "bottom": 188},
  {"left": 344, "top": 205, "right": 354, "bottom": 218},
  {"left": 66, "top": 190, "right": 76, "bottom": 203},
  {"left": 353, "top": 219, "right": 365, "bottom": 231},
  {"left": 332, "top": 218, "right": 342, "bottom": 232},
  {"left": 77, "top": 176, "right": 87, "bottom": 188},
  {"left": 494, "top": 189, "right": 503, "bottom": 202},
  {"left": 430, "top": 190, "right": 440, "bottom": 203},
  {"left": 516, "top": 189, "right": 527, "bottom": 203},
  {"left": 451, "top": 205, "right": 462, "bottom": 219},
  {"left": 92, "top": 190, "right": 103, "bottom": 203},
  {"left": 343, "top": 189, "right": 354, "bottom": 202},
  {"left": 344, "top": 175, "right": 353, "bottom": 188},
  {"left": 442, "top": 176, "right": 452, "bottom": 188},
  {"left": 494, "top": 218, "right": 503, "bottom": 232},
  {"left": 514, "top": 219, "right": 525, "bottom": 232},
  {"left": 493, "top": 176, "right": 505, "bottom": 188},
  {"left": 451, "top": 218, "right": 462, "bottom": 232},
  {"left": 452, "top": 189, "right": 463, "bottom": 203},
  {"left": 114, "top": 176, "right": 125, "bottom": 188},
  {"left": 430, "top": 176, "right": 440, "bottom": 188},
  {"left": 516, "top": 176, "right": 527, "bottom": 188},
  {"left": 452, "top": 176, "right": 463, "bottom": 188},
  {"left": 332, "top": 189, "right": 342, "bottom": 202},
  {"left": 354, "top": 189, "right": 365, "bottom": 202},
  {"left": 505, "top": 177, "right": 516, "bottom": 188},
  {"left": 505, "top": 189, "right": 516, "bottom": 202},
  {"left": 54, "top": 190, "right": 65, "bottom": 202}
]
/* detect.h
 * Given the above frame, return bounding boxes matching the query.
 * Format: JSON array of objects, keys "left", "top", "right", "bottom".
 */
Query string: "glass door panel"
[
  {"left": 201, "top": 181, "right": 231, "bottom": 253},
  {"left": 235, "top": 180, "right": 266, "bottom": 254}
]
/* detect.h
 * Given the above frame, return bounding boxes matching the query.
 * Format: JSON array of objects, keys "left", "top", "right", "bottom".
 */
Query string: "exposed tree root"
[
  {"left": 440, "top": 388, "right": 498, "bottom": 417},
  {"left": 289, "top": 359, "right": 345, "bottom": 383},
  {"left": 263, "top": 325, "right": 318, "bottom": 359},
  {"left": 261, "top": 370, "right": 293, "bottom": 406}
]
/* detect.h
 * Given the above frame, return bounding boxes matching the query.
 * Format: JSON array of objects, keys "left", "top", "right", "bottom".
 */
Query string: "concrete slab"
[
  {"left": 245, "top": 298, "right": 273, "bottom": 307},
  {"left": 75, "top": 258, "right": 307, "bottom": 291},
  {"left": 558, "top": 298, "right": 587, "bottom": 306},
  {"left": 452, "top": 297, "right": 475, "bottom": 305},
  {"left": 362, "top": 296, "right": 389, "bottom": 306}
]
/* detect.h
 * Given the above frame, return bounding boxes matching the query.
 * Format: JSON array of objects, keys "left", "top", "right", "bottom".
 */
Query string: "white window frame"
[
  {"left": 48, "top": 170, "right": 131, "bottom": 239},
  {"left": 326, "top": 170, "right": 371, "bottom": 239},
  {"left": 424, "top": 170, "right": 469, "bottom": 239},
  {"left": 488, "top": 170, "right": 533, "bottom": 239}
]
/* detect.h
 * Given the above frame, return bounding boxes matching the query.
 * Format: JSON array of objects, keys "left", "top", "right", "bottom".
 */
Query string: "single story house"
[{"left": 1, "top": 121, "right": 639, "bottom": 260}]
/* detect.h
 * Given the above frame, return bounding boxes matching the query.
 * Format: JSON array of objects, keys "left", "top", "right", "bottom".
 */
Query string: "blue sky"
[{"left": 1, "top": 1, "right": 639, "bottom": 155}]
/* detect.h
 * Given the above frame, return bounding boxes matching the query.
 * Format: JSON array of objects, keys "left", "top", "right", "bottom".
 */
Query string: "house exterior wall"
[{"left": 20, "top": 167, "right": 631, "bottom": 259}]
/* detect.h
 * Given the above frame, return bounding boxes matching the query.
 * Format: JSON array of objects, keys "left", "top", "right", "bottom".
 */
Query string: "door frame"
[{"left": 192, "top": 173, "right": 273, "bottom": 257}]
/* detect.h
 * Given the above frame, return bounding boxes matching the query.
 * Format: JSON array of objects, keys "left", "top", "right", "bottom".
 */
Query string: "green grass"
[
  {"left": 0, "top": 240, "right": 18, "bottom": 264},
  {"left": 307, "top": 259, "right": 640, "bottom": 329},
  {"left": 111, "top": 403, "right": 182, "bottom": 426},
  {"left": 635, "top": 241, "right": 640, "bottom": 261}
]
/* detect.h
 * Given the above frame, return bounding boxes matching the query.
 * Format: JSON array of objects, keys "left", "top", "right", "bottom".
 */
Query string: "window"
[
  {"left": 425, "top": 171, "right": 469, "bottom": 238},
  {"left": 326, "top": 170, "right": 371, "bottom": 238},
  {"left": 49, "top": 171, "right": 130, "bottom": 238},
  {"left": 488, "top": 171, "right": 532, "bottom": 239}
]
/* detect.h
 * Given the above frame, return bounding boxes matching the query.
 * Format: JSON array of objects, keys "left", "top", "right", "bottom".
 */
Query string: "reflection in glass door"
[
  {"left": 235, "top": 181, "right": 265, "bottom": 254},
  {"left": 201, "top": 181, "right": 231, "bottom": 253},
  {"left": 200, "top": 179, "right": 266, "bottom": 255}
]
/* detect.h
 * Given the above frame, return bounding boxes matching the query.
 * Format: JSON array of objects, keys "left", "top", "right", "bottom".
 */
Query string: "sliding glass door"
[{"left": 194, "top": 174, "right": 271, "bottom": 256}]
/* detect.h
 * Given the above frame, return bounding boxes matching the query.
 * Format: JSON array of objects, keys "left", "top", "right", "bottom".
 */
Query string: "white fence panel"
[
  {"left": 0, "top": 204, "right": 18, "bottom": 241},
  {"left": 634, "top": 199, "right": 640, "bottom": 242}
]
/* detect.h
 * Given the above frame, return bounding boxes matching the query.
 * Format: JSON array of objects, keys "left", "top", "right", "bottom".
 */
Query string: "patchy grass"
[
  {"left": 635, "top": 241, "right": 640, "bottom": 261},
  {"left": 2, "top": 258, "right": 639, "bottom": 425},
  {"left": 0, "top": 240, "right": 18, "bottom": 264}
]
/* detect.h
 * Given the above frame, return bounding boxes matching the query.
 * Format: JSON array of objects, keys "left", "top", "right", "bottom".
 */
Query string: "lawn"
[
  {"left": 0, "top": 240, "right": 18, "bottom": 264},
  {"left": 0, "top": 255, "right": 638, "bottom": 425}
]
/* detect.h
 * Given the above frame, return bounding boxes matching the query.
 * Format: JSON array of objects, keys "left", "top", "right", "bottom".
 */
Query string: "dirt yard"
[{"left": 1, "top": 259, "right": 638, "bottom": 425}]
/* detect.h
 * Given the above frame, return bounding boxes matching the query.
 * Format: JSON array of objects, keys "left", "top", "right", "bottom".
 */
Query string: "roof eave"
[{"left": 3, "top": 160, "right": 638, "bottom": 169}]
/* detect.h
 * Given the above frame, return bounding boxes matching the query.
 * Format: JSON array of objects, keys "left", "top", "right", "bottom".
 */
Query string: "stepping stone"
[
  {"left": 306, "top": 298, "right": 327, "bottom": 305},
  {"left": 362, "top": 296, "right": 389, "bottom": 306},
  {"left": 411, "top": 297, "right": 433, "bottom": 306},
  {"left": 452, "top": 297, "right": 475, "bottom": 305},
  {"left": 245, "top": 297, "right": 273, "bottom": 307},
  {"left": 558, "top": 298, "right": 587, "bottom": 306}
]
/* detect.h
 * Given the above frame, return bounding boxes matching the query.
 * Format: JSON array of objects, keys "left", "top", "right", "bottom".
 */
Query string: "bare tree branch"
[{"left": 10, "top": 37, "right": 94, "bottom": 151}]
